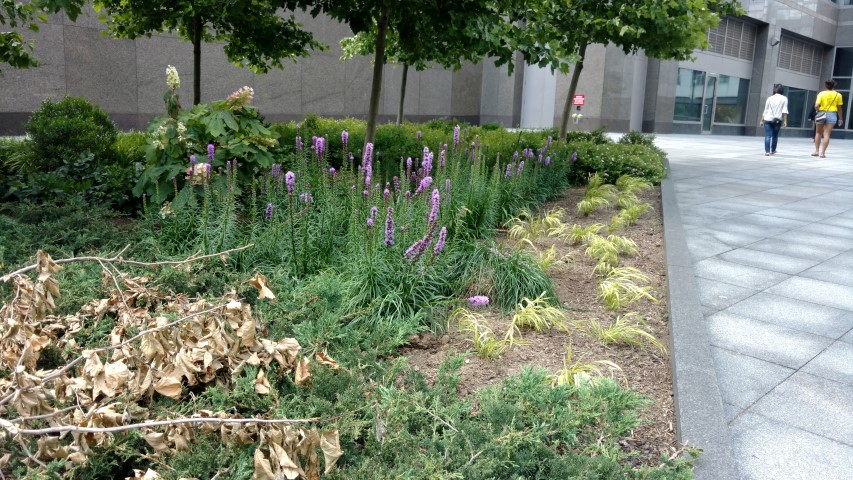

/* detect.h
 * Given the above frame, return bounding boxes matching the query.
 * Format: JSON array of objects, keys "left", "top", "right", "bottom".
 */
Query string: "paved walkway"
[{"left": 657, "top": 134, "right": 853, "bottom": 480}]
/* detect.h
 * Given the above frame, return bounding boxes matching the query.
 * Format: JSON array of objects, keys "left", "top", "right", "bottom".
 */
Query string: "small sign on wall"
[{"left": 572, "top": 94, "right": 585, "bottom": 106}]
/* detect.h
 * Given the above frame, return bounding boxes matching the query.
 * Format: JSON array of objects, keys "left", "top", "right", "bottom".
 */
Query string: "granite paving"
[{"left": 657, "top": 134, "right": 853, "bottom": 480}]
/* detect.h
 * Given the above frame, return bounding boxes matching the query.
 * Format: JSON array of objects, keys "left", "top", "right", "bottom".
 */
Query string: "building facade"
[{"left": 2, "top": 1, "right": 852, "bottom": 139}]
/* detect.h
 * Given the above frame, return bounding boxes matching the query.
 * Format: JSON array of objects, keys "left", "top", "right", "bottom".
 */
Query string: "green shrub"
[
  {"left": 135, "top": 88, "right": 281, "bottom": 203},
  {"left": 24, "top": 96, "right": 117, "bottom": 172},
  {"left": 565, "top": 126, "right": 612, "bottom": 145},
  {"left": 619, "top": 130, "right": 656, "bottom": 146},
  {"left": 566, "top": 142, "right": 666, "bottom": 185}
]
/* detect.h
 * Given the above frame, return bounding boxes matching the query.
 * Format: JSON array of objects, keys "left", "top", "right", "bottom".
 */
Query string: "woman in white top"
[{"left": 759, "top": 84, "right": 788, "bottom": 156}]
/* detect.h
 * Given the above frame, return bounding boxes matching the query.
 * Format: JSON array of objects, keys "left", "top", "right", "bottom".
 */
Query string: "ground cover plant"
[{"left": 0, "top": 80, "right": 677, "bottom": 478}]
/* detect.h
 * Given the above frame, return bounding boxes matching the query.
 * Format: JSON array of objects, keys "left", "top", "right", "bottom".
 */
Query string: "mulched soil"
[{"left": 400, "top": 187, "right": 676, "bottom": 466}]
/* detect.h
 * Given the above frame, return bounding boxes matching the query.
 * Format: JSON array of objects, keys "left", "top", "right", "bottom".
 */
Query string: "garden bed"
[{"left": 401, "top": 186, "right": 674, "bottom": 466}]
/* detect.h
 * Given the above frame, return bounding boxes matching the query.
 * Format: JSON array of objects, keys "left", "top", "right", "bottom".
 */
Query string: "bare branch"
[
  {"left": 7, "top": 415, "right": 330, "bottom": 436},
  {"left": 1, "top": 244, "right": 254, "bottom": 283}
]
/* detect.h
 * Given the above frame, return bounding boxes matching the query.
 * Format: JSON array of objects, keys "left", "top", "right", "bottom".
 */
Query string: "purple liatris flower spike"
[
  {"left": 265, "top": 203, "right": 274, "bottom": 220},
  {"left": 414, "top": 176, "right": 432, "bottom": 195},
  {"left": 363, "top": 142, "right": 374, "bottom": 164},
  {"left": 406, "top": 157, "right": 412, "bottom": 172},
  {"left": 207, "top": 144, "right": 215, "bottom": 162},
  {"left": 393, "top": 176, "right": 401, "bottom": 192},
  {"left": 416, "top": 130, "right": 422, "bottom": 142},
  {"left": 190, "top": 154, "right": 196, "bottom": 166},
  {"left": 315, "top": 136, "right": 325, "bottom": 161},
  {"left": 537, "top": 153, "right": 543, "bottom": 164},
  {"left": 518, "top": 161, "right": 525, "bottom": 175},
  {"left": 370, "top": 206, "right": 378, "bottom": 220},
  {"left": 571, "top": 151, "right": 578, "bottom": 162},
  {"left": 453, "top": 124, "right": 460, "bottom": 148},
  {"left": 299, "top": 192, "right": 314, "bottom": 204},
  {"left": 329, "top": 167, "right": 336, "bottom": 176},
  {"left": 403, "top": 238, "right": 428, "bottom": 262},
  {"left": 528, "top": 149, "right": 535, "bottom": 159},
  {"left": 385, "top": 208, "right": 395, "bottom": 246},
  {"left": 439, "top": 147, "right": 446, "bottom": 168},
  {"left": 445, "top": 179, "right": 451, "bottom": 191},
  {"left": 433, "top": 226, "right": 447, "bottom": 255},
  {"left": 545, "top": 156, "right": 551, "bottom": 166},
  {"left": 546, "top": 135, "right": 553, "bottom": 150},
  {"left": 383, "top": 188, "right": 390, "bottom": 202},
  {"left": 405, "top": 191, "right": 411, "bottom": 202},
  {"left": 367, "top": 217, "right": 374, "bottom": 228},
  {"left": 428, "top": 188, "right": 440, "bottom": 226},
  {"left": 341, "top": 130, "right": 348, "bottom": 151},
  {"left": 505, "top": 163, "right": 513, "bottom": 179},
  {"left": 206, "top": 163, "right": 211, "bottom": 177},
  {"left": 468, "top": 295, "right": 489, "bottom": 307},
  {"left": 512, "top": 151, "right": 519, "bottom": 162},
  {"left": 296, "top": 136, "right": 303, "bottom": 152},
  {"left": 285, "top": 171, "right": 295, "bottom": 193}
]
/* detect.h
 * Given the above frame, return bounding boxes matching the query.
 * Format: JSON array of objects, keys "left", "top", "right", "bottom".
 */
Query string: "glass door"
[{"left": 702, "top": 75, "right": 718, "bottom": 133}]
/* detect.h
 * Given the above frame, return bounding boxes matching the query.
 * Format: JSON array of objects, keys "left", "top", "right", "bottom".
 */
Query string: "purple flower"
[
  {"left": 571, "top": 151, "right": 578, "bottom": 163},
  {"left": 190, "top": 154, "right": 196, "bottom": 166},
  {"left": 296, "top": 136, "right": 303, "bottom": 152},
  {"left": 403, "top": 238, "right": 427, "bottom": 262},
  {"left": 416, "top": 130, "right": 422, "bottom": 142},
  {"left": 341, "top": 130, "right": 349, "bottom": 151},
  {"left": 363, "top": 142, "right": 374, "bottom": 165},
  {"left": 512, "top": 151, "right": 519, "bottom": 162},
  {"left": 545, "top": 156, "right": 551, "bottom": 166},
  {"left": 370, "top": 206, "right": 378, "bottom": 220},
  {"left": 405, "top": 191, "right": 411, "bottom": 202},
  {"left": 445, "top": 179, "right": 451, "bottom": 191},
  {"left": 505, "top": 163, "right": 513, "bottom": 179},
  {"left": 367, "top": 217, "right": 374, "bottom": 228},
  {"left": 537, "top": 153, "right": 543, "bottom": 164},
  {"left": 439, "top": 146, "right": 446, "bottom": 168},
  {"left": 315, "top": 136, "right": 326, "bottom": 161},
  {"left": 383, "top": 188, "right": 390, "bottom": 202},
  {"left": 467, "top": 295, "right": 490, "bottom": 307},
  {"left": 207, "top": 144, "right": 215, "bottom": 162},
  {"left": 427, "top": 188, "right": 440, "bottom": 227},
  {"left": 285, "top": 171, "right": 295, "bottom": 193},
  {"left": 433, "top": 226, "right": 447, "bottom": 256},
  {"left": 265, "top": 203, "right": 274, "bottom": 220},
  {"left": 453, "top": 125, "right": 460, "bottom": 149},
  {"left": 422, "top": 153, "right": 433, "bottom": 177},
  {"left": 385, "top": 208, "right": 395, "bottom": 246},
  {"left": 406, "top": 157, "right": 412, "bottom": 173},
  {"left": 206, "top": 163, "right": 211, "bottom": 177},
  {"left": 329, "top": 167, "right": 336, "bottom": 176},
  {"left": 414, "top": 176, "right": 433, "bottom": 195},
  {"left": 393, "top": 176, "right": 401, "bottom": 193},
  {"left": 518, "top": 161, "right": 525, "bottom": 175},
  {"left": 362, "top": 190, "right": 369, "bottom": 197},
  {"left": 546, "top": 136, "right": 553, "bottom": 150},
  {"left": 299, "top": 192, "right": 314, "bottom": 204}
]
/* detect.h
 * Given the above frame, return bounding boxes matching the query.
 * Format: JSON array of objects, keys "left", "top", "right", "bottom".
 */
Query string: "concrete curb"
[{"left": 660, "top": 160, "right": 740, "bottom": 480}]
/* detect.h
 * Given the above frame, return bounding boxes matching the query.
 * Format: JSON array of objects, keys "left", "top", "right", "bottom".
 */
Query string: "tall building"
[{"left": 2, "top": 1, "right": 852, "bottom": 139}]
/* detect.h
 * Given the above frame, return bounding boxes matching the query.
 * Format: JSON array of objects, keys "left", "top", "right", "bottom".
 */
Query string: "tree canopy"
[
  {"left": 93, "top": 0, "right": 325, "bottom": 104},
  {"left": 501, "top": 0, "right": 744, "bottom": 138},
  {"left": 0, "top": 0, "right": 84, "bottom": 73}
]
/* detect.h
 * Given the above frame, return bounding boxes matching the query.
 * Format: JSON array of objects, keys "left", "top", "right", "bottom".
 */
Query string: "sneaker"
[{"left": 764, "top": 152, "right": 770, "bottom": 156}]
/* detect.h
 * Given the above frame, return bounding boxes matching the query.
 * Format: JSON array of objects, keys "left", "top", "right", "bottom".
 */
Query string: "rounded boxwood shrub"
[{"left": 24, "top": 96, "right": 118, "bottom": 172}]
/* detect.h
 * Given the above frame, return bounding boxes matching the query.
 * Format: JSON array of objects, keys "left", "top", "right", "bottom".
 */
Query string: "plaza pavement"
[{"left": 655, "top": 134, "right": 853, "bottom": 480}]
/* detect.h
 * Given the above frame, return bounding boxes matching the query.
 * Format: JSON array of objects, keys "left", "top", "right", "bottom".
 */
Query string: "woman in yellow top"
[{"left": 812, "top": 79, "right": 844, "bottom": 158}]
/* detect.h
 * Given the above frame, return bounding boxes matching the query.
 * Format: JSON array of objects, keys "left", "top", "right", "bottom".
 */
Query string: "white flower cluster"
[
  {"left": 166, "top": 65, "right": 180, "bottom": 90},
  {"left": 152, "top": 121, "right": 188, "bottom": 150},
  {"left": 226, "top": 86, "right": 255, "bottom": 109}
]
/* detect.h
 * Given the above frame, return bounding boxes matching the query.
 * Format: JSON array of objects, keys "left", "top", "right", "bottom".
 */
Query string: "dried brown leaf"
[
  {"left": 249, "top": 274, "right": 276, "bottom": 301},
  {"left": 143, "top": 431, "right": 170, "bottom": 452},
  {"left": 295, "top": 358, "right": 312, "bottom": 386},
  {"left": 153, "top": 374, "right": 182, "bottom": 400},
  {"left": 253, "top": 448, "right": 276, "bottom": 480},
  {"left": 320, "top": 430, "right": 343, "bottom": 473},
  {"left": 254, "top": 369, "right": 271, "bottom": 395},
  {"left": 314, "top": 350, "right": 339, "bottom": 370}
]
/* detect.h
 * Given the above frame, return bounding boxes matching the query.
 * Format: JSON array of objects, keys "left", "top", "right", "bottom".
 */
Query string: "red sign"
[{"left": 572, "top": 94, "right": 585, "bottom": 106}]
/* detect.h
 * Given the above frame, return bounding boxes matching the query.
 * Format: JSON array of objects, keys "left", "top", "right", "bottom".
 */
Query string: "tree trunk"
[
  {"left": 396, "top": 63, "right": 409, "bottom": 126},
  {"left": 559, "top": 42, "right": 588, "bottom": 140},
  {"left": 365, "top": 6, "right": 390, "bottom": 146},
  {"left": 193, "top": 14, "right": 202, "bottom": 105}
]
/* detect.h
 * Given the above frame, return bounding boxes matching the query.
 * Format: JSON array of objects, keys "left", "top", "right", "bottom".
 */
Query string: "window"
[
  {"left": 714, "top": 75, "right": 750, "bottom": 124},
  {"left": 778, "top": 36, "right": 823, "bottom": 76},
  {"left": 674, "top": 69, "right": 706, "bottom": 122},
  {"left": 707, "top": 18, "right": 756, "bottom": 61},
  {"left": 784, "top": 88, "right": 808, "bottom": 128},
  {"left": 835, "top": 48, "right": 853, "bottom": 77}
]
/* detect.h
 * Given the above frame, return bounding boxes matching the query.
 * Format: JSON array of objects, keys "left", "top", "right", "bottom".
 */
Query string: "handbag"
[{"left": 815, "top": 110, "right": 827, "bottom": 122}]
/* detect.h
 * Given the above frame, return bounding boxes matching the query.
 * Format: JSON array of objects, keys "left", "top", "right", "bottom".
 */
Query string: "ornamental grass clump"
[
  {"left": 598, "top": 266, "right": 659, "bottom": 311},
  {"left": 573, "top": 312, "right": 666, "bottom": 353},
  {"left": 511, "top": 292, "right": 568, "bottom": 333}
]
